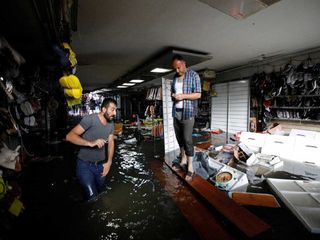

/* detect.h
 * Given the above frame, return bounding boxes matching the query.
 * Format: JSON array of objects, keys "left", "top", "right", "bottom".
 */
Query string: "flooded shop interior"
[{"left": 1, "top": 1, "right": 320, "bottom": 239}]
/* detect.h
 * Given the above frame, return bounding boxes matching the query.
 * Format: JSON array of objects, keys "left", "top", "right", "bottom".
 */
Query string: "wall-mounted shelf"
[
  {"left": 271, "top": 118, "right": 320, "bottom": 124},
  {"left": 275, "top": 95, "right": 320, "bottom": 98},
  {"left": 270, "top": 106, "right": 320, "bottom": 110}
]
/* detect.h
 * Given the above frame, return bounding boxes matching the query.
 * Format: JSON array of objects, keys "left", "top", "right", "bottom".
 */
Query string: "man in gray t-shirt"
[{"left": 66, "top": 98, "right": 117, "bottom": 201}]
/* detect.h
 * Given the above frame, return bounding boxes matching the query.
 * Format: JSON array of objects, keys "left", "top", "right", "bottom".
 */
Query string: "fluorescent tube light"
[
  {"left": 129, "top": 79, "right": 145, "bottom": 83},
  {"left": 150, "top": 68, "right": 172, "bottom": 73},
  {"left": 117, "top": 85, "right": 128, "bottom": 88},
  {"left": 122, "top": 83, "right": 136, "bottom": 86}
]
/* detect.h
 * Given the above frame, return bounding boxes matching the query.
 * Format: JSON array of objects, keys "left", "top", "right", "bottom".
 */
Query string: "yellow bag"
[
  {"left": 66, "top": 98, "right": 81, "bottom": 107},
  {"left": 59, "top": 74, "right": 83, "bottom": 106},
  {"left": 59, "top": 74, "right": 82, "bottom": 89},
  {"left": 64, "top": 88, "right": 83, "bottom": 99},
  {"left": 63, "top": 42, "right": 77, "bottom": 67}
]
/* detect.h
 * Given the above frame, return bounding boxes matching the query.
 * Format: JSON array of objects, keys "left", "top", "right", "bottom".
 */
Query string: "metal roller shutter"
[
  {"left": 211, "top": 83, "right": 228, "bottom": 132},
  {"left": 211, "top": 80, "right": 249, "bottom": 138}
]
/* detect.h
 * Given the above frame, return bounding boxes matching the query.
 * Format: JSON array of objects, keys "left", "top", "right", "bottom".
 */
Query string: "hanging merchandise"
[
  {"left": 155, "top": 86, "right": 162, "bottom": 100},
  {"left": 63, "top": 42, "right": 78, "bottom": 74},
  {"left": 19, "top": 101, "right": 35, "bottom": 116},
  {"left": 59, "top": 74, "right": 83, "bottom": 106},
  {"left": 146, "top": 88, "right": 153, "bottom": 100},
  {"left": 0, "top": 143, "right": 21, "bottom": 170},
  {"left": 0, "top": 37, "right": 25, "bottom": 82},
  {"left": 151, "top": 121, "right": 164, "bottom": 137},
  {"left": 203, "top": 79, "right": 211, "bottom": 91},
  {"left": 144, "top": 104, "right": 156, "bottom": 119},
  {"left": 18, "top": 99, "right": 40, "bottom": 127},
  {"left": 0, "top": 77, "right": 14, "bottom": 100},
  {"left": 52, "top": 44, "right": 70, "bottom": 69},
  {"left": 146, "top": 87, "right": 162, "bottom": 100},
  {"left": 63, "top": 42, "right": 77, "bottom": 67},
  {"left": 8, "top": 197, "right": 24, "bottom": 217},
  {"left": 0, "top": 170, "right": 6, "bottom": 200},
  {"left": 23, "top": 116, "right": 36, "bottom": 127},
  {"left": 210, "top": 85, "right": 217, "bottom": 97},
  {"left": 0, "top": 108, "right": 18, "bottom": 135},
  {"left": 0, "top": 176, "right": 24, "bottom": 217}
]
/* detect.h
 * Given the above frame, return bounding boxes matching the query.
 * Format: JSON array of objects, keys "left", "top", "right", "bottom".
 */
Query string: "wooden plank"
[
  {"left": 150, "top": 160, "right": 235, "bottom": 240},
  {"left": 165, "top": 158, "right": 271, "bottom": 238},
  {"left": 230, "top": 192, "right": 281, "bottom": 208}
]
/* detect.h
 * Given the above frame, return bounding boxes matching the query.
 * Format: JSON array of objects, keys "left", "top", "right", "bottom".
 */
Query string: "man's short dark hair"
[
  {"left": 171, "top": 54, "right": 185, "bottom": 63},
  {"left": 101, "top": 97, "right": 117, "bottom": 109}
]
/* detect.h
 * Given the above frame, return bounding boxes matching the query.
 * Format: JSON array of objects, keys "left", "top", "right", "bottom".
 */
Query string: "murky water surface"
[{"left": 69, "top": 142, "right": 199, "bottom": 240}]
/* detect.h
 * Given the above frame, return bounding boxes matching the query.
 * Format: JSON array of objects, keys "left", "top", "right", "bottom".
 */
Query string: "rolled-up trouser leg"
[
  {"left": 179, "top": 147, "right": 187, "bottom": 164},
  {"left": 173, "top": 116, "right": 184, "bottom": 148},
  {"left": 183, "top": 117, "right": 195, "bottom": 157}
]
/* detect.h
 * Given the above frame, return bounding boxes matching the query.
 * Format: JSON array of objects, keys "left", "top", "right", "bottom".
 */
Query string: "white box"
[
  {"left": 256, "top": 153, "right": 281, "bottom": 165},
  {"left": 261, "top": 135, "right": 295, "bottom": 159},
  {"left": 246, "top": 153, "right": 258, "bottom": 166},
  {"left": 281, "top": 159, "right": 320, "bottom": 180},
  {"left": 239, "top": 132, "right": 267, "bottom": 153},
  {"left": 291, "top": 137, "right": 320, "bottom": 165},
  {"left": 208, "top": 157, "right": 224, "bottom": 171},
  {"left": 289, "top": 129, "right": 317, "bottom": 139},
  {"left": 208, "top": 159, "right": 248, "bottom": 192}
]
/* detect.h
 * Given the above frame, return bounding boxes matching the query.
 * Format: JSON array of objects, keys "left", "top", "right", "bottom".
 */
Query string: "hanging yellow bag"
[{"left": 63, "top": 42, "right": 77, "bottom": 67}]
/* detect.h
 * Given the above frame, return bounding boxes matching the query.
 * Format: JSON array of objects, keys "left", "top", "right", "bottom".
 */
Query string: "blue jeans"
[{"left": 76, "top": 159, "right": 106, "bottom": 200}]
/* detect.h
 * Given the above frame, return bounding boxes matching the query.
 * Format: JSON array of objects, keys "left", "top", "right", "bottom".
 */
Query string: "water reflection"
[{"left": 70, "top": 141, "right": 199, "bottom": 240}]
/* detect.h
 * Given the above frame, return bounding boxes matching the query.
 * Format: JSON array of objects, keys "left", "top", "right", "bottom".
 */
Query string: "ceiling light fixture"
[
  {"left": 122, "top": 83, "right": 136, "bottom": 86},
  {"left": 129, "top": 79, "right": 145, "bottom": 83},
  {"left": 150, "top": 67, "right": 172, "bottom": 73},
  {"left": 117, "top": 85, "right": 128, "bottom": 88},
  {"left": 111, "top": 48, "right": 211, "bottom": 88}
]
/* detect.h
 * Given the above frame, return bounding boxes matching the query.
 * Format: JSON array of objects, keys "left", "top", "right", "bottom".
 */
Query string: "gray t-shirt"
[{"left": 77, "top": 113, "right": 114, "bottom": 162}]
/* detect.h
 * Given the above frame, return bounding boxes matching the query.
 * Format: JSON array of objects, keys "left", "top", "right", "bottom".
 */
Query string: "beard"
[{"left": 103, "top": 112, "right": 114, "bottom": 122}]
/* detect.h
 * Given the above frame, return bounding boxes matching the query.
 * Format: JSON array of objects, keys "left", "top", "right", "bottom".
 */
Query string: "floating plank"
[
  {"left": 230, "top": 192, "right": 281, "bottom": 208},
  {"left": 165, "top": 158, "right": 271, "bottom": 238},
  {"left": 149, "top": 160, "right": 234, "bottom": 240}
]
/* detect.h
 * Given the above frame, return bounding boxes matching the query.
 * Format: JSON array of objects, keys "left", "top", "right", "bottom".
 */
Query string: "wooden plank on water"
[
  {"left": 165, "top": 158, "right": 271, "bottom": 238},
  {"left": 231, "top": 192, "right": 281, "bottom": 208},
  {"left": 150, "top": 160, "right": 234, "bottom": 240}
]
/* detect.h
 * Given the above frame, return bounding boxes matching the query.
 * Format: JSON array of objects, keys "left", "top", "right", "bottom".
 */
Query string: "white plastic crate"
[{"left": 267, "top": 178, "right": 320, "bottom": 233}]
